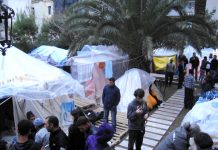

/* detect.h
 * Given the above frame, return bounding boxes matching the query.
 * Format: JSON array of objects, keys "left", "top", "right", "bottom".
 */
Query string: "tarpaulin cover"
[
  {"left": 0, "top": 46, "right": 85, "bottom": 99},
  {"left": 153, "top": 55, "right": 176, "bottom": 71},
  {"left": 182, "top": 98, "right": 218, "bottom": 147}
]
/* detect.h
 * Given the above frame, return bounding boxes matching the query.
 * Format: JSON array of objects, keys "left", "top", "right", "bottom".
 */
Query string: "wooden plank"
[
  {"left": 160, "top": 105, "right": 182, "bottom": 111},
  {"left": 141, "top": 145, "right": 154, "bottom": 150},
  {"left": 147, "top": 117, "right": 173, "bottom": 126},
  {"left": 146, "top": 122, "right": 170, "bottom": 130},
  {"left": 162, "top": 102, "right": 184, "bottom": 108},
  {"left": 145, "top": 126, "right": 167, "bottom": 135},
  {"left": 119, "top": 140, "right": 128, "bottom": 147},
  {"left": 166, "top": 101, "right": 184, "bottom": 106},
  {"left": 151, "top": 114, "right": 176, "bottom": 121},
  {"left": 143, "top": 138, "right": 159, "bottom": 147},
  {"left": 154, "top": 110, "right": 178, "bottom": 118},
  {"left": 144, "top": 132, "right": 163, "bottom": 141},
  {"left": 115, "top": 146, "right": 127, "bottom": 150},
  {"left": 158, "top": 108, "right": 180, "bottom": 114}
]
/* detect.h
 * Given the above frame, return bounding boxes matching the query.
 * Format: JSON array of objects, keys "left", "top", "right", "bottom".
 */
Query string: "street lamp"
[{"left": 0, "top": 1, "right": 14, "bottom": 56}]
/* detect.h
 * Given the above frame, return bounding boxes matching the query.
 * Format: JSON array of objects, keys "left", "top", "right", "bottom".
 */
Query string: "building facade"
[{"left": 31, "top": 0, "right": 54, "bottom": 30}]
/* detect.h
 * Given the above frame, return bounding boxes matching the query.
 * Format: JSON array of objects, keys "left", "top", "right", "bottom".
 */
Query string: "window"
[
  {"left": 48, "top": 6, "right": 52, "bottom": 15},
  {"left": 32, "top": 7, "right": 35, "bottom": 16}
]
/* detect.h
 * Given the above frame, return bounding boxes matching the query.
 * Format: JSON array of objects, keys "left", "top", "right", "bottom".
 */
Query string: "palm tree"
[
  {"left": 65, "top": 0, "right": 217, "bottom": 70},
  {"left": 195, "top": 0, "right": 207, "bottom": 16}
]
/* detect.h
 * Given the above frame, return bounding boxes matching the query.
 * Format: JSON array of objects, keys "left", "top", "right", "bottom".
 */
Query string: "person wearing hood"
[
  {"left": 102, "top": 77, "right": 120, "bottom": 131},
  {"left": 33, "top": 118, "right": 49, "bottom": 148},
  {"left": 86, "top": 123, "right": 114, "bottom": 150},
  {"left": 156, "top": 122, "right": 200, "bottom": 150},
  {"left": 11, "top": 120, "right": 41, "bottom": 150}
]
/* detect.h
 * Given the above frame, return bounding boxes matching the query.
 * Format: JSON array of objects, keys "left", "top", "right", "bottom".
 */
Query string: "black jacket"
[
  {"left": 12, "top": 140, "right": 41, "bottom": 150},
  {"left": 49, "top": 128, "right": 69, "bottom": 150},
  {"left": 210, "top": 59, "right": 218, "bottom": 70},
  {"left": 190, "top": 56, "right": 199, "bottom": 68},
  {"left": 102, "top": 85, "right": 120, "bottom": 109},
  {"left": 68, "top": 123, "right": 85, "bottom": 150}
]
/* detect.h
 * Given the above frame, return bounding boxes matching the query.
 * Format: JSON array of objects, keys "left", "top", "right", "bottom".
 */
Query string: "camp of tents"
[{"left": 0, "top": 46, "right": 85, "bottom": 127}]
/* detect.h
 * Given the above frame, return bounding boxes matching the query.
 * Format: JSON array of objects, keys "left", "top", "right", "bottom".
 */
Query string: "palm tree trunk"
[
  {"left": 128, "top": 52, "right": 150, "bottom": 72},
  {"left": 195, "top": 0, "right": 207, "bottom": 16}
]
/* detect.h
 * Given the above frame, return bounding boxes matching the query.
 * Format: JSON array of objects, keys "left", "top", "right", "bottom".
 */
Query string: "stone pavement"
[{"left": 115, "top": 88, "right": 184, "bottom": 150}]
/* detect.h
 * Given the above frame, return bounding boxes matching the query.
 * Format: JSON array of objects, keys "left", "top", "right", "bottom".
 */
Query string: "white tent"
[
  {"left": 0, "top": 47, "right": 85, "bottom": 127},
  {"left": 66, "top": 45, "right": 129, "bottom": 100},
  {"left": 116, "top": 68, "right": 155, "bottom": 112},
  {"left": 30, "top": 45, "right": 68, "bottom": 66}
]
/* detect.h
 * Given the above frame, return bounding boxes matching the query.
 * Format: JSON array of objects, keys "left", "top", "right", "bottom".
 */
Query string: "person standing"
[
  {"left": 127, "top": 89, "right": 148, "bottom": 150},
  {"left": 206, "top": 53, "right": 213, "bottom": 75},
  {"left": 184, "top": 69, "right": 195, "bottom": 109},
  {"left": 210, "top": 55, "right": 218, "bottom": 72},
  {"left": 45, "top": 116, "right": 69, "bottom": 150},
  {"left": 189, "top": 52, "right": 199, "bottom": 81},
  {"left": 199, "top": 56, "right": 208, "bottom": 82},
  {"left": 178, "top": 59, "right": 185, "bottom": 89},
  {"left": 165, "top": 59, "right": 176, "bottom": 86},
  {"left": 68, "top": 108, "right": 85, "bottom": 150},
  {"left": 11, "top": 120, "right": 41, "bottom": 150},
  {"left": 102, "top": 77, "right": 120, "bottom": 131},
  {"left": 33, "top": 118, "right": 49, "bottom": 148}
]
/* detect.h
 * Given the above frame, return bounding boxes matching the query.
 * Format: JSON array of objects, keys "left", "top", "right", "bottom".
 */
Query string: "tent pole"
[{"left": 0, "top": 96, "right": 12, "bottom": 106}]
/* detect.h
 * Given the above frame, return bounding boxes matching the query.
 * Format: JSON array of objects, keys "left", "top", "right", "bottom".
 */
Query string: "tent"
[
  {"left": 152, "top": 48, "right": 177, "bottom": 72},
  {"left": 116, "top": 68, "right": 156, "bottom": 112},
  {"left": 66, "top": 45, "right": 129, "bottom": 100},
  {"left": 30, "top": 45, "right": 68, "bottom": 66},
  {"left": 0, "top": 47, "right": 85, "bottom": 127},
  {"left": 182, "top": 98, "right": 218, "bottom": 147}
]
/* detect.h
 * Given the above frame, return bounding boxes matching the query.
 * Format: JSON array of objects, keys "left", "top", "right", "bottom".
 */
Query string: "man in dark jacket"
[
  {"left": 45, "top": 116, "right": 69, "bottom": 150},
  {"left": 12, "top": 120, "right": 41, "bottom": 150},
  {"left": 68, "top": 108, "right": 85, "bottom": 150},
  {"left": 127, "top": 89, "right": 148, "bottom": 150},
  {"left": 189, "top": 52, "right": 200, "bottom": 81},
  {"left": 102, "top": 77, "right": 120, "bottom": 131},
  {"left": 210, "top": 55, "right": 218, "bottom": 71}
]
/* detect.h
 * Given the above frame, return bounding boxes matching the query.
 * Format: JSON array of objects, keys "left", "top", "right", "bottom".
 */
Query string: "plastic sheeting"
[
  {"left": 30, "top": 45, "right": 68, "bottom": 66},
  {"left": 116, "top": 68, "right": 155, "bottom": 112},
  {"left": 0, "top": 47, "right": 85, "bottom": 100},
  {"left": 182, "top": 98, "right": 218, "bottom": 147},
  {"left": 67, "top": 45, "right": 129, "bottom": 83},
  {"left": 153, "top": 55, "right": 177, "bottom": 71}
]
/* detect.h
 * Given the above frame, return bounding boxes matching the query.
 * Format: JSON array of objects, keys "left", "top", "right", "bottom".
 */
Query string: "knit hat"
[{"left": 33, "top": 118, "right": 44, "bottom": 127}]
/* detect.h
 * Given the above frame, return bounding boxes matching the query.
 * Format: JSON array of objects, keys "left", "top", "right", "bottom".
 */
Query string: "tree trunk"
[
  {"left": 195, "top": 0, "right": 207, "bottom": 16},
  {"left": 128, "top": 52, "right": 151, "bottom": 73}
]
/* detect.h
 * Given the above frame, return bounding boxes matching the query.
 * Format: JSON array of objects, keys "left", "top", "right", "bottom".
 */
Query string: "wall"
[{"left": 32, "top": 0, "right": 54, "bottom": 31}]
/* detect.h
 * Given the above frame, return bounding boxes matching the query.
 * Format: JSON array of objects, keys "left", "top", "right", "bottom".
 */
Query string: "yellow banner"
[{"left": 153, "top": 55, "right": 176, "bottom": 71}]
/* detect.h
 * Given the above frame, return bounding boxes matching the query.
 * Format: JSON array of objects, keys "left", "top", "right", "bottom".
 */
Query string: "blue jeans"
[{"left": 104, "top": 106, "right": 117, "bottom": 130}]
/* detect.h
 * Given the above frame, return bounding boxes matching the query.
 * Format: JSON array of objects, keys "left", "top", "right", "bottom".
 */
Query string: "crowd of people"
[{"left": 1, "top": 62, "right": 217, "bottom": 149}]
